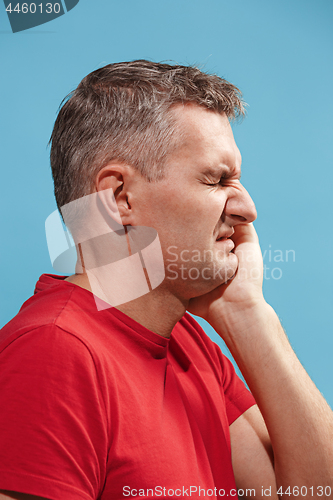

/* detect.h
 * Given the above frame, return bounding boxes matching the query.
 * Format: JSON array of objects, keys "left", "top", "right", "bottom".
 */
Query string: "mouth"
[
  {"left": 216, "top": 229, "right": 234, "bottom": 242},
  {"left": 215, "top": 229, "right": 235, "bottom": 254},
  {"left": 216, "top": 237, "right": 235, "bottom": 254}
]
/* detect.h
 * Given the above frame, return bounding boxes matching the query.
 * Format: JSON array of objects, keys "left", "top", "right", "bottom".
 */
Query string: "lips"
[{"left": 216, "top": 229, "right": 234, "bottom": 241}]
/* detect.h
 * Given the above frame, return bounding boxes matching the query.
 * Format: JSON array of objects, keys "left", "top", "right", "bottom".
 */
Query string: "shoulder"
[
  {"left": 172, "top": 313, "right": 256, "bottom": 423},
  {"left": 0, "top": 279, "right": 111, "bottom": 404},
  {"left": 173, "top": 313, "right": 226, "bottom": 360},
  {"left": 1, "top": 274, "right": 108, "bottom": 356},
  {"left": 171, "top": 313, "right": 233, "bottom": 380}
]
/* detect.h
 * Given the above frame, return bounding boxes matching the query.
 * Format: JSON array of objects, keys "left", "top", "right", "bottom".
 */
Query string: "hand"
[{"left": 188, "top": 223, "right": 265, "bottom": 329}]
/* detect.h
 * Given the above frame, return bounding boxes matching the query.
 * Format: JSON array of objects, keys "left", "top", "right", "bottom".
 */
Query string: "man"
[{"left": 0, "top": 61, "right": 332, "bottom": 500}]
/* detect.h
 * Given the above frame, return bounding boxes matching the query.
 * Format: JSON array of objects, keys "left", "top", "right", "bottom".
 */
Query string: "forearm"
[{"left": 211, "top": 300, "right": 333, "bottom": 490}]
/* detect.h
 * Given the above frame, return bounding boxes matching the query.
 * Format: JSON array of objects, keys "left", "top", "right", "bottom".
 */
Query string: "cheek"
[
  {"left": 194, "top": 197, "right": 226, "bottom": 227},
  {"left": 143, "top": 188, "right": 225, "bottom": 235}
]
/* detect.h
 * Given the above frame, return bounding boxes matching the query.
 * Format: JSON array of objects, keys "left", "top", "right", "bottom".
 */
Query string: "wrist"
[{"left": 208, "top": 297, "right": 275, "bottom": 341}]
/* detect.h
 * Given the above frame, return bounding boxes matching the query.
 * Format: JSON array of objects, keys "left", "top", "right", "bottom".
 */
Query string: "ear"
[{"left": 95, "top": 163, "right": 135, "bottom": 227}]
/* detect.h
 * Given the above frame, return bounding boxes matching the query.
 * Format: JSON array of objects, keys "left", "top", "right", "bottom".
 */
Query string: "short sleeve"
[
  {"left": 215, "top": 345, "right": 256, "bottom": 425},
  {"left": 0, "top": 325, "right": 109, "bottom": 500}
]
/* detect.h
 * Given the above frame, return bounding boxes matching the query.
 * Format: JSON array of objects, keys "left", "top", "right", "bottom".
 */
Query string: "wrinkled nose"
[{"left": 224, "top": 184, "right": 257, "bottom": 226}]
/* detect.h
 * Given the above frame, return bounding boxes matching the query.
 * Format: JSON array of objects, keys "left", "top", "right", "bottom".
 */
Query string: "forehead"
[{"left": 169, "top": 103, "right": 242, "bottom": 172}]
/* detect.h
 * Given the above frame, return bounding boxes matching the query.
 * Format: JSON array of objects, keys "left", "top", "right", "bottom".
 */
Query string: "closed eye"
[
  {"left": 207, "top": 175, "right": 229, "bottom": 187},
  {"left": 201, "top": 168, "right": 241, "bottom": 187}
]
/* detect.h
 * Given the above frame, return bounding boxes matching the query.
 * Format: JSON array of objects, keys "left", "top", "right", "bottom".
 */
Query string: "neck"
[{"left": 65, "top": 273, "right": 188, "bottom": 338}]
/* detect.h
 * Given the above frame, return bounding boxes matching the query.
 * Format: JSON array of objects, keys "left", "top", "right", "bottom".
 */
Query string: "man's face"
[{"left": 130, "top": 104, "right": 257, "bottom": 299}]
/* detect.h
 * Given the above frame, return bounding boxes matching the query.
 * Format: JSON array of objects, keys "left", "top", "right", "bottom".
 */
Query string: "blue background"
[{"left": 1, "top": 1, "right": 332, "bottom": 404}]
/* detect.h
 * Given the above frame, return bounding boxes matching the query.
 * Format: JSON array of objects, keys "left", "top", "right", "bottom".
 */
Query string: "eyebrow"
[{"left": 202, "top": 165, "right": 241, "bottom": 181}]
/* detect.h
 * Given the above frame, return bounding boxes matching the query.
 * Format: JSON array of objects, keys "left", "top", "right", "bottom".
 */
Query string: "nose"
[{"left": 224, "top": 184, "right": 257, "bottom": 225}]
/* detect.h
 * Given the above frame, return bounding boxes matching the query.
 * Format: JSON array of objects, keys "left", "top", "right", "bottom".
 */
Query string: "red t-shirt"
[{"left": 0, "top": 274, "right": 255, "bottom": 500}]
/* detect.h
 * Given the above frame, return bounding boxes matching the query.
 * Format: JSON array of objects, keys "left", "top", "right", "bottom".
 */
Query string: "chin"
[
  {"left": 193, "top": 261, "right": 238, "bottom": 297},
  {"left": 216, "top": 253, "right": 238, "bottom": 279}
]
